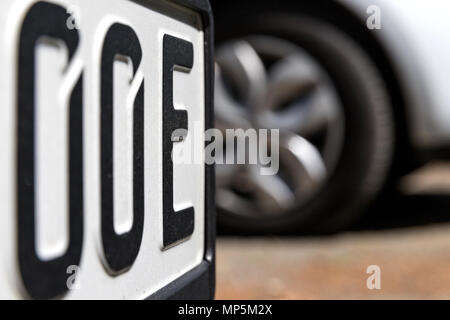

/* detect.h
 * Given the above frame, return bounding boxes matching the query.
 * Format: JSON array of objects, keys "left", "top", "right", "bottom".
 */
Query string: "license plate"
[{"left": 0, "top": 0, "right": 214, "bottom": 299}]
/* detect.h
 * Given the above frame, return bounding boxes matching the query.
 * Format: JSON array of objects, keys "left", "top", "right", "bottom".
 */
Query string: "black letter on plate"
[
  {"left": 17, "top": 2, "right": 83, "bottom": 299},
  {"left": 162, "top": 34, "right": 195, "bottom": 248},
  {"left": 101, "top": 23, "right": 144, "bottom": 274}
]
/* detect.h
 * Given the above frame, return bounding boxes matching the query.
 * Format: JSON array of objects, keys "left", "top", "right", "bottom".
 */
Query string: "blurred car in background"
[{"left": 211, "top": 0, "right": 450, "bottom": 234}]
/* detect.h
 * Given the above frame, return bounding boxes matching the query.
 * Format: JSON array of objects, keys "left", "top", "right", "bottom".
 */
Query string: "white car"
[{"left": 212, "top": 0, "right": 450, "bottom": 233}]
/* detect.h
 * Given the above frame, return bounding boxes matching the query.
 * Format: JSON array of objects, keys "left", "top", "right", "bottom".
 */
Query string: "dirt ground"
[{"left": 215, "top": 162, "right": 450, "bottom": 300}]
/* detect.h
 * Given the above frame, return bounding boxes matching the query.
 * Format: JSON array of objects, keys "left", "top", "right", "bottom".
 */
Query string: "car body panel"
[{"left": 339, "top": 0, "right": 450, "bottom": 149}]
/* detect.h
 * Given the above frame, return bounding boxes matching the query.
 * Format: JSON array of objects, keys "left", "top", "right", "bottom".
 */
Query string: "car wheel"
[{"left": 215, "top": 12, "right": 394, "bottom": 234}]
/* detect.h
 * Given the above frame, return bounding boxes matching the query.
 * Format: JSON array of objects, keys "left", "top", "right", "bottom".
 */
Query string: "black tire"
[{"left": 215, "top": 11, "right": 395, "bottom": 234}]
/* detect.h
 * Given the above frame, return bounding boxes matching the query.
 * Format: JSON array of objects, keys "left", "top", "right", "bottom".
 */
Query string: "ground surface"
[{"left": 215, "top": 162, "right": 450, "bottom": 299}]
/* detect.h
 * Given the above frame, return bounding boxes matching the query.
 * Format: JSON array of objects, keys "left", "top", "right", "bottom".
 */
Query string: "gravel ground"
[{"left": 215, "top": 162, "right": 450, "bottom": 300}]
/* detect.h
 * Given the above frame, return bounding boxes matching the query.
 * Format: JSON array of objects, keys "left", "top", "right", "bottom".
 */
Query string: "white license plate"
[{"left": 0, "top": 0, "right": 214, "bottom": 299}]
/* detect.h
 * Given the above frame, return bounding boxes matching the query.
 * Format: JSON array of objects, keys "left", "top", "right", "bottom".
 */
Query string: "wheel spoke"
[
  {"left": 279, "top": 133, "right": 327, "bottom": 193},
  {"left": 215, "top": 40, "right": 267, "bottom": 109},
  {"left": 253, "top": 54, "right": 337, "bottom": 135},
  {"left": 264, "top": 54, "right": 321, "bottom": 110},
  {"left": 215, "top": 65, "right": 253, "bottom": 130},
  {"left": 247, "top": 165, "right": 296, "bottom": 213},
  {"left": 257, "top": 86, "right": 340, "bottom": 136}
]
